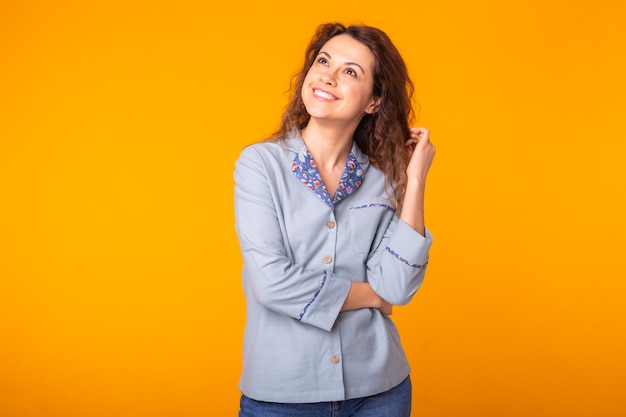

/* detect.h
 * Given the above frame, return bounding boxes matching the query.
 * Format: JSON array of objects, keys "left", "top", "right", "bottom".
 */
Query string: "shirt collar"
[{"left": 286, "top": 130, "right": 367, "bottom": 209}]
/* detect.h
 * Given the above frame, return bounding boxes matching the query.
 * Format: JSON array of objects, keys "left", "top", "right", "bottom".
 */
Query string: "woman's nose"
[{"left": 320, "top": 71, "right": 336, "bottom": 85}]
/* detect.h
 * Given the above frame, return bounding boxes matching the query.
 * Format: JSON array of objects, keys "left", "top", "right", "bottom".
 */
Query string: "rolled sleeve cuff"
[
  {"left": 387, "top": 221, "right": 433, "bottom": 268},
  {"left": 298, "top": 273, "right": 352, "bottom": 332}
]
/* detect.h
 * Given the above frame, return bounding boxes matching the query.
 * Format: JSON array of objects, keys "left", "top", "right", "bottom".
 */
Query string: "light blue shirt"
[{"left": 234, "top": 131, "right": 432, "bottom": 403}]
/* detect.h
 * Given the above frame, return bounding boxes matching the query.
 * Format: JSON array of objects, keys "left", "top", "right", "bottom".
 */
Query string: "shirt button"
[
  {"left": 331, "top": 355, "right": 340, "bottom": 364},
  {"left": 326, "top": 220, "right": 335, "bottom": 229},
  {"left": 324, "top": 256, "right": 332, "bottom": 264}
]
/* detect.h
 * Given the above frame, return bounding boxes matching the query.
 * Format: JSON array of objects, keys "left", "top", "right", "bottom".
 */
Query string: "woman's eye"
[
  {"left": 345, "top": 68, "right": 357, "bottom": 77},
  {"left": 317, "top": 57, "right": 328, "bottom": 65}
]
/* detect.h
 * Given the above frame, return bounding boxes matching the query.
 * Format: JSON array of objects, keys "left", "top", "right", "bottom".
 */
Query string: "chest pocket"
[{"left": 348, "top": 198, "right": 395, "bottom": 254}]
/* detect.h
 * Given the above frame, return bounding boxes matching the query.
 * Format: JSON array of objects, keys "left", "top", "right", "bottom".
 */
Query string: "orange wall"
[{"left": 1, "top": 1, "right": 625, "bottom": 416}]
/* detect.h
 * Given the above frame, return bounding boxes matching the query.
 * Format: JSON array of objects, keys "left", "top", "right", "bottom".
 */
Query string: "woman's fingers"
[{"left": 406, "top": 127, "right": 435, "bottom": 179}]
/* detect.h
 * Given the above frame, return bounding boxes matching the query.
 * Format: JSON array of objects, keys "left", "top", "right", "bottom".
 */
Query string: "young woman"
[{"left": 234, "top": 22, "right": 435, "bottom": 417}]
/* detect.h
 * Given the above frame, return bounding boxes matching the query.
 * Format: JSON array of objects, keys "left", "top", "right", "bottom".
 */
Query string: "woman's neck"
[{"left": 300, "top": 122, "right": 354, "bottom": 171}]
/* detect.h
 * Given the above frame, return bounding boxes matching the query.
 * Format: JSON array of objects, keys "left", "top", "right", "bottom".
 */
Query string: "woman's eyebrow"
[{"left": 318, "top": 50, "right": 366, "bottom": 75}]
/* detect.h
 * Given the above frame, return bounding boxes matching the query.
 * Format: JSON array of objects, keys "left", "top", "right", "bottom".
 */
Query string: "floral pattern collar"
[{"left": 291, "top": 149, "right": 363, "bottom": 209}]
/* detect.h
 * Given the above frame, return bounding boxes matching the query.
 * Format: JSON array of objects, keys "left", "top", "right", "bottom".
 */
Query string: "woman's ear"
[{"left": 366, "top": 97, "right": 382, "bottom": 114}]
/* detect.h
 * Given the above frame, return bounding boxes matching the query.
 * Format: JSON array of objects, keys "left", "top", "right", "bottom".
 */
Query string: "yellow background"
[{"left": 1, "top": 0, "right": 625, "bottom": 416}]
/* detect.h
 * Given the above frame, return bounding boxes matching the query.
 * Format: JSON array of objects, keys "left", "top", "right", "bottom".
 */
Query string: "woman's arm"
[
  {"left": 235, "top": 145, "right": 354, "bottom": 331},
  {"left": 362, "top": 127, "right": 435, "bottom": 306}
]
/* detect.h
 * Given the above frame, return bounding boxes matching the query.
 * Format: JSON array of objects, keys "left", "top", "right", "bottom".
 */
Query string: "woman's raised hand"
[{"left": 405, "top": 127, "right": 436, "bottom": 182}]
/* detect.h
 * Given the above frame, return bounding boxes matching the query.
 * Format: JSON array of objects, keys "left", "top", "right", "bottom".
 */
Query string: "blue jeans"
[{"left": 238, "top": 376, "right": 412, "bottom": 417}]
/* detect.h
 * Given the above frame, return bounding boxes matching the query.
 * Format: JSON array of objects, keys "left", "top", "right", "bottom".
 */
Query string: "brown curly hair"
[{"left": 269, "top": 22, "right": 416, "bottom": 209}]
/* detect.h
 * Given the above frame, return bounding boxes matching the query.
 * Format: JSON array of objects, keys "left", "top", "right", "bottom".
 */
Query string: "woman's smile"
[{"left": 312, "top": 88, "right": 338, "bottom": 101}]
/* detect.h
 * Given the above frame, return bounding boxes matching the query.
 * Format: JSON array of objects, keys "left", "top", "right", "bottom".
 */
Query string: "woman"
[{"left": 234, "top": 22, "right": 435, "bottom": 417}]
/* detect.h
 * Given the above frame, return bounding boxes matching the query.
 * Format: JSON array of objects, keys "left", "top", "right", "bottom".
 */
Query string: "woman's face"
[{"left": 301, "top": 34, "right": 380, "bottom": 128}]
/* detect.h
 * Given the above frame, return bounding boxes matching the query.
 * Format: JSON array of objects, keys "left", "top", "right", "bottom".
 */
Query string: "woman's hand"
[
  {"left": 405, "top": 127, "right": 436, "bottom": 182},
  {"left": 342, "top": 283, "right": 393, "bottom": 315},
  {"left": 380, "top": 300, "right": 394, "bottom": 316}
]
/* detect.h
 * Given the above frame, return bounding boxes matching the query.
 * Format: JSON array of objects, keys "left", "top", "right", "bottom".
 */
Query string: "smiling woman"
[
  {"left": 234, "top": 22, "right": 435, "bottom": 417},
  {"left": 2, "top": 1, "right": 625, "bottom": 416}
]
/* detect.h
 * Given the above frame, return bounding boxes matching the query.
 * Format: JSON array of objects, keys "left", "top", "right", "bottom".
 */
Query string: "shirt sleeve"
[
  {"left": 366, "top": 216, "right": 433, "bottom": 306},
  {"left": 234, "top": 146, "right": 352, "bottom": 331}
]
